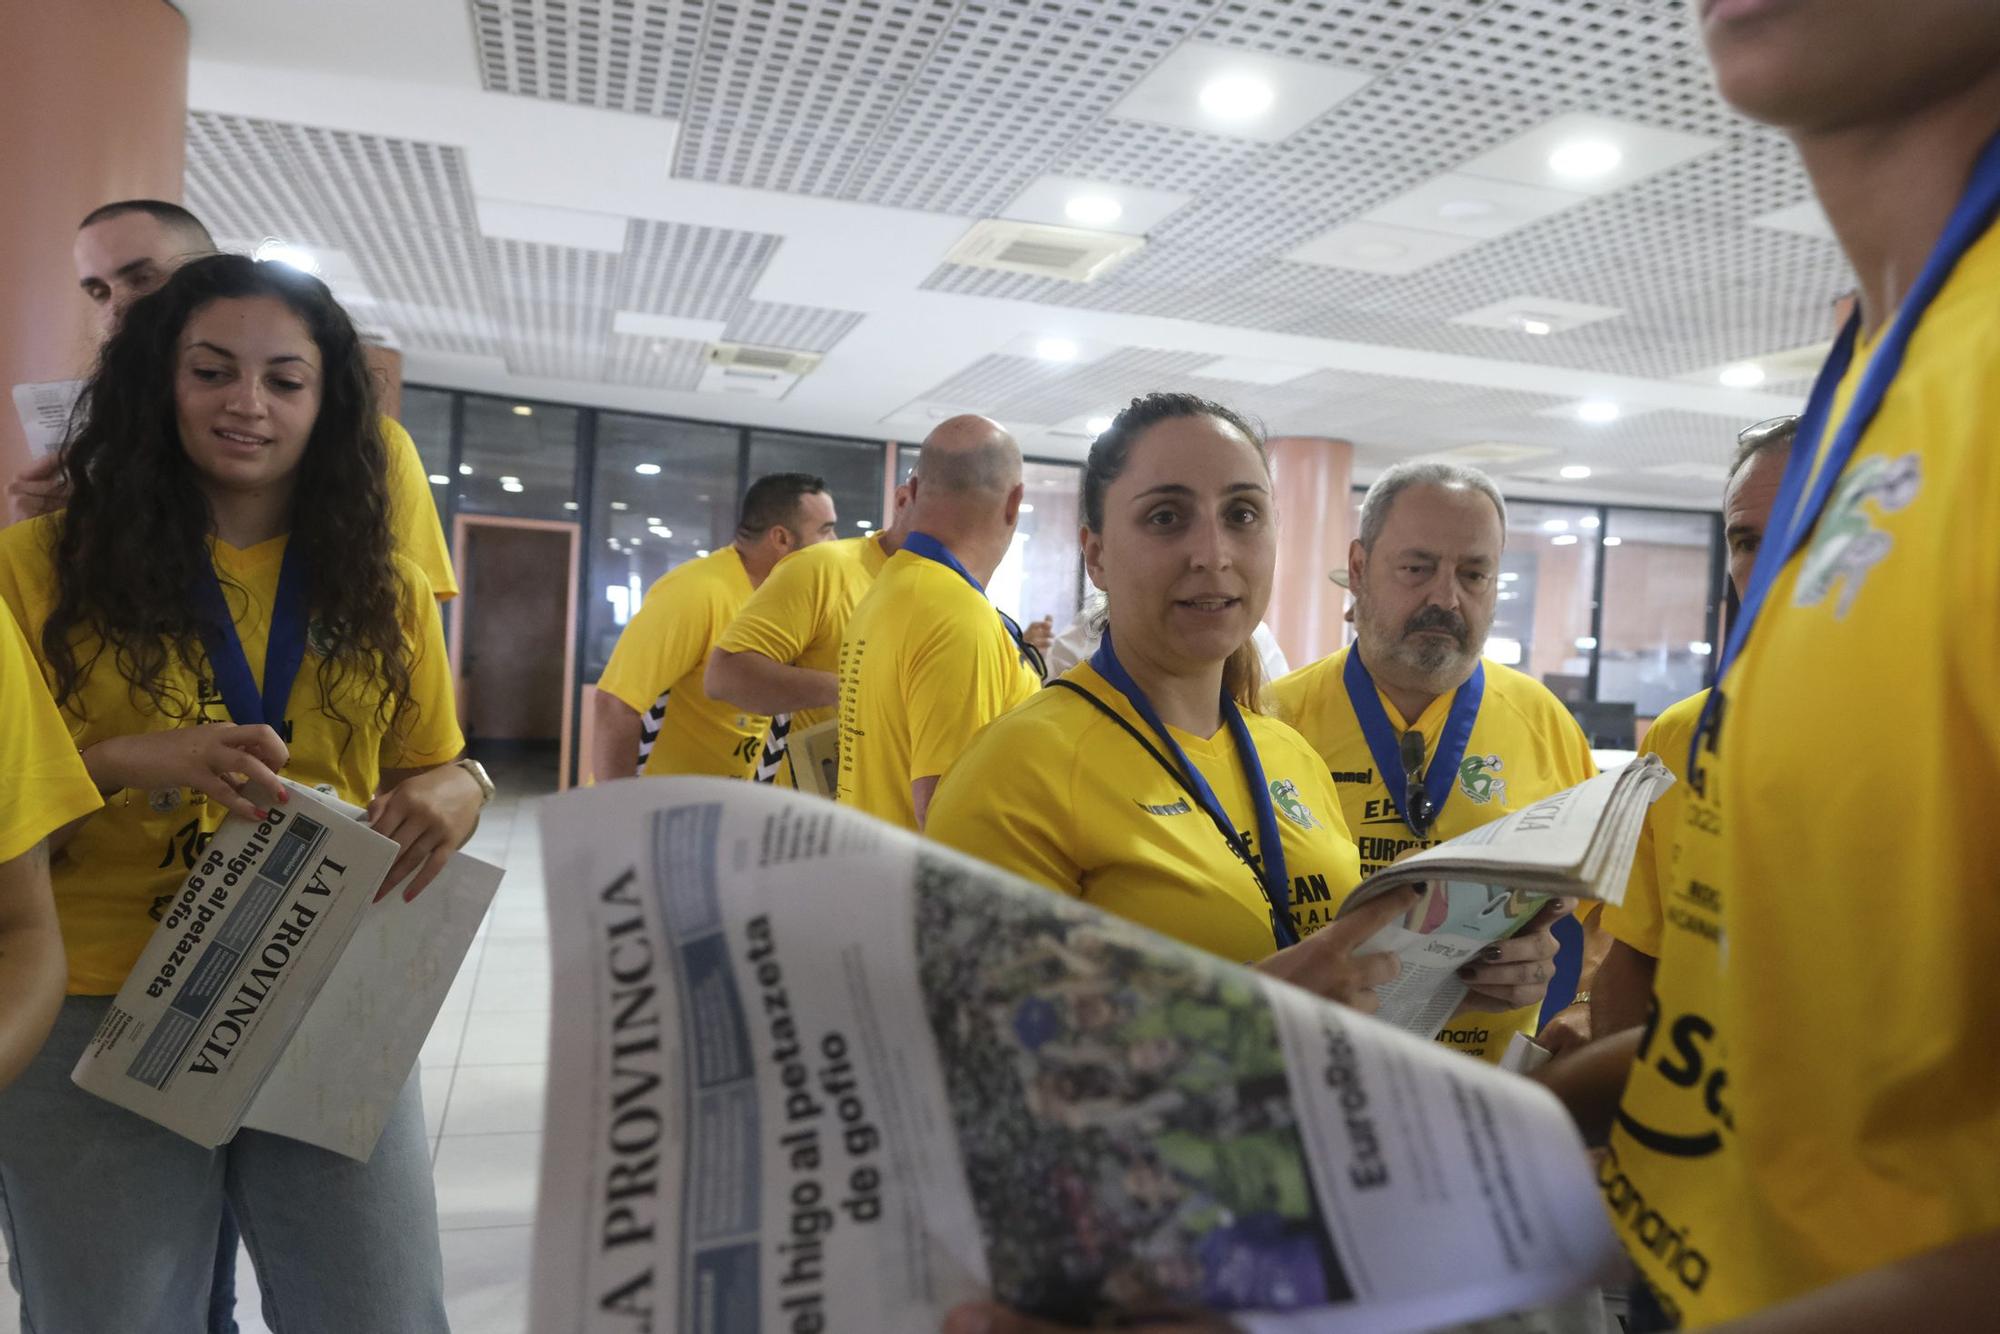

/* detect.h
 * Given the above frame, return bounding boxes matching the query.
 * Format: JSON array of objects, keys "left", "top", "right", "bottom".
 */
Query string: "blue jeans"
[{"left": 0, "top": 996, "right": 448, "bottom": 1334}]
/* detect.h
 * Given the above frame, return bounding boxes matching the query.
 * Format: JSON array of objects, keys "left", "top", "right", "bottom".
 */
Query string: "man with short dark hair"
[
  {"left": 592, "top": 473, "right": 837, "bottom": 783},
  {"left": 1268, "top": 460, "right": 1592, "bottom": 1064},
  {"left": 8, "top": 201, "right": 459, "bottom": 604},
  {"left": 71, "top": 200, "right": 213, "bottom": 334}
]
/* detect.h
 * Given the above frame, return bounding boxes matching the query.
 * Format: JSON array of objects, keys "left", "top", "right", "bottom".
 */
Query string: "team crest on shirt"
[
  {"left": 1268, "top": 779, "right": 1321, "bottom": 830},
  {"left": 306, "top": 621, "right": 338, "bottom": 659},
  {"left": 1459, "top": 755, "right": 1505, "bottom": 805},
  {"left": 1793, "top": 453, "right": 1922, "bottom": 618},
  {"left": 147, "top": 788, "right": 184, "bottom": 815}
]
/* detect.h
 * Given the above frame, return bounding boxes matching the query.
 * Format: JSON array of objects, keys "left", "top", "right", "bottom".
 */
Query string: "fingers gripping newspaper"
[
  {"left": 1338, "top": 758, "right": 1675, "bottom": 1042},
  {"left": 532, "top": 778, "right": 1634, "bottom": 1334},
  {"left": 71, "top": 778, "right": 503, "bottom": 1160}
]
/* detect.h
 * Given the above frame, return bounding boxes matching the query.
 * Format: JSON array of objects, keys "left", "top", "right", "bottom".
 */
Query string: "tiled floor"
[{"left": 0, "top": 764, "right": 558, "bottom": 1334}]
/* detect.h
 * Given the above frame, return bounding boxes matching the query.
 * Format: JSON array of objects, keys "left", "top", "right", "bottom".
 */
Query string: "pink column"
[
  {"left": 1265, "top": 435, "right": 1354, "bottom": 671},
  {"left": 0, "top": 1, "right": 189, "bottom": 501}
]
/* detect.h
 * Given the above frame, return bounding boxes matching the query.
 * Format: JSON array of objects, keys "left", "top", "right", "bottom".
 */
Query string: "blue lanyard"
[
  {"left": 192, "top": 541, "right": 309, "bottom": 738},
  {"left": 1342, "top": 649, "right": 1485, "bottom": 839},
  {"left": 1691, "top": 129, "right": 2000, "bottom": 777},
  {"left": 900, "top": 530, "right": 1045, "bottom": 675},
  {"left": 1089, "top": 629, "right": 1296, "bottom": 948}
]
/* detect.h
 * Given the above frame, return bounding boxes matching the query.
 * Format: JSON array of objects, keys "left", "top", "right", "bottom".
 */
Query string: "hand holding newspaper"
[
  {"left": 1340, "top": 758, "right": 1674, "bottom": 1041},
  {"left": 71, "top": 778, "right": 503, "bottom": 1160},
  {"left": 531, "top": 779, "right": 1628, "bottom": 1334}
]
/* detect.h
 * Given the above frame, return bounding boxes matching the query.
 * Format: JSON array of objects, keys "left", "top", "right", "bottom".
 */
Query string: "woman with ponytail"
[{"left": 927, "top": 393, "right": 1411, "bottom": 1006}]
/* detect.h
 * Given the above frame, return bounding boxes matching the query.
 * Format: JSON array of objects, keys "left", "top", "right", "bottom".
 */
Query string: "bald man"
[{"left": 836, "top": 416, "right": 1043, "bottom": 830}]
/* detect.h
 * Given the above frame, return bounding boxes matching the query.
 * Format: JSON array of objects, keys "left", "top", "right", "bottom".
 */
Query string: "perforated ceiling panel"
[
  {"left": 181, "top": 118, "right": 869, "bottom": 379},
  {"left": 904, "top": 347, "right": 1747, "bottom": 504},
  {"left": 185, "top": 111, "right": 506, "bottom": 358},
  {"left": 484, "top": 238, "right": 623, "bottom": 381}
]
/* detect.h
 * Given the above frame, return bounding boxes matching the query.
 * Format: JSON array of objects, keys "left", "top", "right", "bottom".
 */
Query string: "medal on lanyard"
[
  {"left": 1690, "top": 128, "right": 2000, "bottom": 781},
  {"left": 1342, "top": 649, "right": 1484, "bottom": 840},
  {"left": 900, "top": 531, "right": 1047, "bottom": 677},
  {"left": 192, "top": 542, "right": 310, "bottom": 741},
  {"left": 1088, "top": 630, "right": 1296, "bottom": 948}
]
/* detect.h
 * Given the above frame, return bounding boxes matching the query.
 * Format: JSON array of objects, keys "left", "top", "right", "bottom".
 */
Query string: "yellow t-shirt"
[
  {"left": 836, "top": 548, "right": 1039, "bottom": 831},
  {"left": 1597, "top": 689, "right": 1706, "bottom": 958},
  {"left": 599, "top": 546, "right": 767, "bottom": 779},
  {"left": 0, "top": 601, "right": 101, "bottom": 863},
  {"left": 929, "top": 662, "right": 1362, "bottom": 966},
  {"left": 1268, "top": 646, "right": 1598, "bottom": 1062},
  {"left": 381, "top": 416, "right": 457, "bottom": 601},
  {"left": 712, "top": 534, "right": 891, "bottom": 788},
  {"left": 1605, "top": 224, "right": 2000, "bottom": 1328},
  {"left": 0, "top": 515, "right": 464, "bottom": 994}
]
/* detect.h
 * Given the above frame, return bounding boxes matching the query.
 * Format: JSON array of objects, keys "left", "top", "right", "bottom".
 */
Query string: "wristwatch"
[{"left": 453, "top": 757, "right": 497, "bottom": 806}]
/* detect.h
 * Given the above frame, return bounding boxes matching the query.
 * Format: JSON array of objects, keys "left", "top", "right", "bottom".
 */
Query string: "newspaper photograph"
[
  {"left": 531, "top": 779, "right": 1619, "bottom": 1334},
  {"left": 72, "top": 778, "right": 503, "bottom": 1160}
]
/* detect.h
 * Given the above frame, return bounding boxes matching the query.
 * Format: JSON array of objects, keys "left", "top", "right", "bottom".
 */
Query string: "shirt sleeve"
[
  {"left": 598, "top": 569, "right": 723, "bottom": 715},
  {"left": 0, "top": 602, "right": 101, "bottom": 863},
  {"left": 380, "top": 416, "right": 458, "bottom": 601},
  {"left": 382, "top": 563, "right": 467, "bottom": 769},
  {"left": 928, "top": 714, "right": 1085, "bottom": 898},
  {"left": 715, "top": 553, "right": 824, "bottom": 664}
]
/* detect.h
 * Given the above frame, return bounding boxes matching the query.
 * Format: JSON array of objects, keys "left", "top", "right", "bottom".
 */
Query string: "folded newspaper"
[
  {"left": 531, "top": 779, "right": 1625, "bottom": 1334},
  {"left": 1340, "top": 758, "right": 1673, "bottom": 1040},
  {"left": 71, "top": 778, "right": 503, "bottom": 1160}
]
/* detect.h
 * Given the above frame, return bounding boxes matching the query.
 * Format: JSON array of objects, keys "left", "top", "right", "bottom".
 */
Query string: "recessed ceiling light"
[
  {"left": 649, "top": 526, "right": 672, "bottom": 539},
  {"left": 1499, "top": 571, "right": 1520, "bottom": 583},
  {"left": 1719, "top": 362, "right": 1767, "bottom": 388},
  {"left": 1579, "top": 515, "right": 1601, "bottom": 529},
  {"left": 1518, "top": 316, "right": 1554, "bottom": 337},
  {"left": 1575, "top": 636, "right": 1599, "bottom": 650},
  {"left": 253, "top": 239, "right": 320, "bottom": 274},
  {"left": 696, "top": 549, "right": 711, "bottom": 558},
  {"left": 1086, "top": 415, "right": 1114, "bottom": 436},
  {"left": 634, "top": 463, "right": 662, "bottom": 476},
  {"left": 427, "top": 473, "right": 449, "bottom": 485},
  {"left": 501, "top": 481, "right": 524, "bottom": 494},
  {"left": 1034, "top": 337, "right": 1080, "bottom": 363},
  {"left": 563, "top": 501, "right": 579, "bottom": 511},
  {"left": 1063, "top": 194, "right": 1124, "bottom": 228},
  {"left": 1542, "top": 519, "right": 1571, "bottom": 533},
  {"left": 499, "top": 475, "right": 520, "bottom": 485},
  {"left": 646, "top": 516, "right": 662, "bottom": 525},
  {"left": 610, "top": 501, "right": 629, "bottom": 511},
  {"left": 1578, "top": 399, "right": 1621, "bottom": 424},
  {"left": 1199, "top": 74, "right": 1276, "bottom": 121},
  {"left": 457, "top": 464, "right": 473, "bottom": 476},
  {"left": 1559, "top": 465, "right": 1592, "bottom": 480},
  {"left": 856, "top": 520, "right": 874, "bottom": 530},
  {"left": 512, "top": 404, "right": 534, "bottom": 417},
  {"left": 1019, "top": 503, "right": 1035, "bottom": 514},
  {"left": 1689, "top": 640, "right": 1713, "bottom": 655},
  {"left": 1551, "top": 534, "right": 1580, "bottom": 546},
  {"left": 1547, "top": 138, "right": 1624, "bottom": 180},
  {"left": 1602, "top": 536, "right": 1624, "bottom": 547},
  {"left": 1350, "top": 239, "right": 1407, "bottom": 260},
  {"left": 1437, "top": 199, "right": 1500, "bottom": 222}
]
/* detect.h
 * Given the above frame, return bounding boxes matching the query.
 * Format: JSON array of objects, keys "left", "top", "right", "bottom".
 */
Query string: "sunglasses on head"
[{"left": 1738, "top": 415, "right": 1799, "bottom": 448}]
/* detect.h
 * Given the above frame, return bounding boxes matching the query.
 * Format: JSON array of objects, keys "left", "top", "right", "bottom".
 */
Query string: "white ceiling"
[{"left": 173, "top": 0, "right": 1848, "bottom": 508}]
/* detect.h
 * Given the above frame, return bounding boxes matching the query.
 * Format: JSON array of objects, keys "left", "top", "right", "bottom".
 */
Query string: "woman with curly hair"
[{"left": 0, "top": 253, "right": 486, "bottom": 1332}]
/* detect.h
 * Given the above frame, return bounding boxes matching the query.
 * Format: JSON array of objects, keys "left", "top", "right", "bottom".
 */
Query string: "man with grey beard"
[{"left": 1266, "top": 460, "right": 1603, "bottom": 1067}]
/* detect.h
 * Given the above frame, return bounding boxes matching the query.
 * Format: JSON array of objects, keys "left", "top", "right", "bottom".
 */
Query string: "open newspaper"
[
  {"left": 531, "top": 779, "right": 1625, "bottom": 1334},
  {"left": 71, "top": 778, "right": 503, "bottom": 1160},
  {"left": 1340, "top": 757, "right": 1673, "bottom": 1041}
]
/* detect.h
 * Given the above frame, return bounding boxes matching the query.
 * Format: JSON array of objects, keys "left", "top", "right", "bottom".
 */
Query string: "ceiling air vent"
[
  {"left": 696, "top": 342, "right": 822, "bottom": 400},
  {"left": 944, "top": 220, "right": 1144, "bottom": 283}
]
